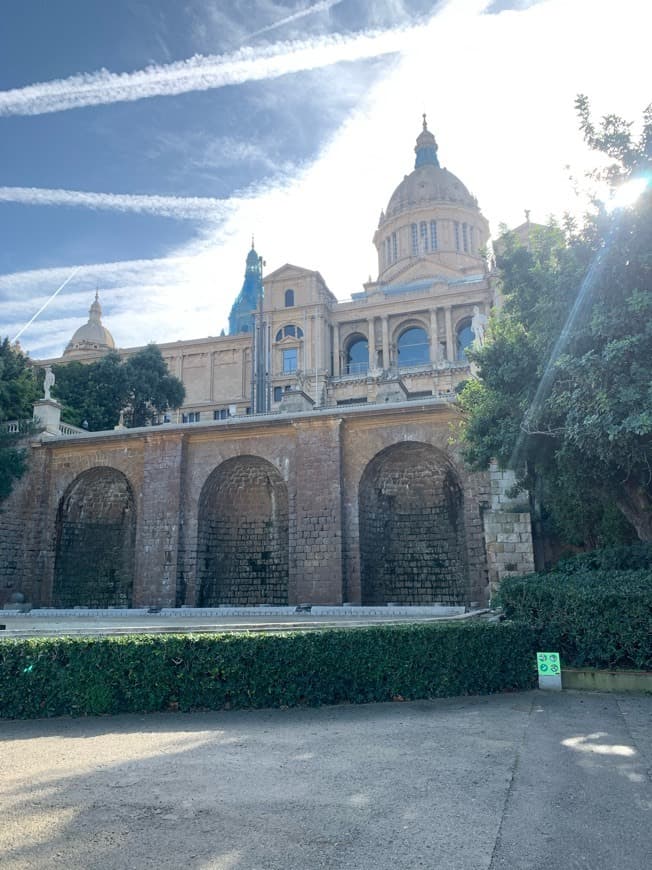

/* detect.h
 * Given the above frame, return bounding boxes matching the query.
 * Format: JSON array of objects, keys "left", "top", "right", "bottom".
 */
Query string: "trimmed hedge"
[
  {"left": 552, "top": 543, "right": 652, "bottom": 575},
  {"left": 499, "top": 569, "right": 652, "bottom": 670},
  {"left": 0, "top": 621, "right": 536, "bottom": 719}
]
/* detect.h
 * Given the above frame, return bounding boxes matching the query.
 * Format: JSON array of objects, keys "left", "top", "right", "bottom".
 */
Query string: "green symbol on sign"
[{"left": 537, "top": 652, "right": 561, "bottom": 676}]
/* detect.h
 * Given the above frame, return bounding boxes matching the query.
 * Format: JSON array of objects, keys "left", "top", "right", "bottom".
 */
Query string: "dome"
[
  {"left": 373, "top": 116, "right": 489, "bottom": 284},
  {"left": 385, "top": 166, "right": 476, "bottom": 218},
  {"left": 64, "top": 293, "right": 115, "bottom": 356},
  {"left": 384, "top": 116, "right": 477, "bottom": 218}
]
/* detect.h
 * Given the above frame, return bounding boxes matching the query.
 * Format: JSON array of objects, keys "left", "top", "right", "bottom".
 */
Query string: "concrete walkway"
[{"left": 1, "top": 691, "right": 650, "bottom": 869}]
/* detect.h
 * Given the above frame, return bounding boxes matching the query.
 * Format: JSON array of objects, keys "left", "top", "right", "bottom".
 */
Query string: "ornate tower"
[{"left": 228, "top": 241, "right": 264, "bottom": 335}]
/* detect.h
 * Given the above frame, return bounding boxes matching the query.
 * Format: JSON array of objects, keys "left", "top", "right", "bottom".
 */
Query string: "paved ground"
[
  {"left": 1, "top": 690, "right": 650, "bottom": 869},
  {"left": 0, "top": 608, "right": 476, "bottom": 638}
]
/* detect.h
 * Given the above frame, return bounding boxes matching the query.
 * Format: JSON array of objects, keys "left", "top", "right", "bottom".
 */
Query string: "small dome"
[{"left": 64, "top": 292, "right": 115, "bottom": 356}]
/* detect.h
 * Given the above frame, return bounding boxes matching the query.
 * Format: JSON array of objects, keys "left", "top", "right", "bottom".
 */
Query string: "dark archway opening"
[
  {"left": 197, "top": 456, "right": 289, "bottom": 606},
  {"left": 53, "top": 467, "right": 136, "bottom": 608},
  {"left": 359, "top": 443, "right": 468, "bottom": 605}
]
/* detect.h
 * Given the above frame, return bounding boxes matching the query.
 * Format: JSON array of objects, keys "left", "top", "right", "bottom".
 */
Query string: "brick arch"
[
  {"left": 197, "top": 455, "right": 289, "bottom": 606},
  {"left": 358, "top": 441, "right": 468, "bottom": 605},
  {"left": 53, "top": 467, "right": 136, "bottom": 608}
]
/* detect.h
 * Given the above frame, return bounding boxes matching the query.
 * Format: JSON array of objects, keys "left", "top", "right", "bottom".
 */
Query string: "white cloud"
[
  {"left": 0, "top": 187, "right": 237, "bottom": 220},
  {"left": 3, "top": 0, "right": 649, "bottom": 361},
  {"left": 0, "top": 24, "right": 418, "bottom": 117},
  {"left": 248, "top": 1, "right": 345, "bottom": 39}
]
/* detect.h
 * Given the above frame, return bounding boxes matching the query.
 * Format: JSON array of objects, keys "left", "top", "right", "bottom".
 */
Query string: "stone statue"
[
  {"left": 471, "top": 306, "right": 487, "bottom": 346},
  {"left": 43, "top": 365, "right": 55, "bottom": 401}
]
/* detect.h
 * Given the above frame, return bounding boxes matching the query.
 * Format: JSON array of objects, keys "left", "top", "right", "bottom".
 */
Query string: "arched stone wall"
[
  {"left": 53, "top": 467, "right": 136, "bottom": 607},
  {"left": 197, "top": 455, "right": 289, "bottom": 606},
  {"left": 359, "top": 442, "right": 468, "bottom": 605}
]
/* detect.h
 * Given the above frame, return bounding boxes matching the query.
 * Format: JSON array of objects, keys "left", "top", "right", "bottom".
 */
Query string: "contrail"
[
  {"left": 0, "top": 25, "right": 414, "bottom": 117},
  {"left": 249, "top": 0, "right": 344, "bottom": 39},
  {"left": 11, "top": 267, "right": 81, "bottom": 342},
  {"left": 0, "top": 186, "right": 233, "bottom": 220}
]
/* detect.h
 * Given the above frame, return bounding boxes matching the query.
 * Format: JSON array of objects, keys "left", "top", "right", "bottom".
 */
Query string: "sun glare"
[{"left": 606, "top": 176, "right": 649, "bottom": 212}]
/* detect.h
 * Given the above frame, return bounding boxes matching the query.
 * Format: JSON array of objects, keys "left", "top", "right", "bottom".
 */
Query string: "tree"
[
  {"left": 459, "top": 97, "right": 652, "bottom": 546},
  {"left": 0, "top": 338, "right": 39, "bottom": 500},
  {"left": 124, "top": 344, "right": 185, "bottom": 428},
  {"left": 53, "top": 344, "right": 185, "bottom": 431}
]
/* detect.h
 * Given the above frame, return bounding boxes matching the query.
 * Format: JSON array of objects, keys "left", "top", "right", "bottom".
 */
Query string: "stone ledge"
[{"left": 562, "top": 668, "right": 652, "bottom": 694}]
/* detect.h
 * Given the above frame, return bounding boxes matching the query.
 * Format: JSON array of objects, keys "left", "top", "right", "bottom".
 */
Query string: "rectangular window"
[
  {"left": 273, "top": 386, "right": 283, "bottom": 402},
  {"left": 411, "top": 223, "right": 418, "bottom": 255},
  {"left": 392, "top": 232, "right": 398, "bottom": 262},
  {"left": 430, "top": 220, "right": 437, "bottom": 250},
  {"left": 282, "top": 348, "right": 298, "bottom": 373},
  {"left": 420, "top": 221, "right": 428, "bottom": 252},
  {"left": 462, "top": 222, "right": 469, "bottom": 252},
  {"left": 385, "top": 237, "right": 391, "bottom": 265},
  {"left": 454, "top": 221, "right": 460, "bottom": 251},
  {"left": 468, "top": 225, "right": 473, "bottom": 252},
  {"left": 213, "top": 410, "right": 220, "bottom": 420}
]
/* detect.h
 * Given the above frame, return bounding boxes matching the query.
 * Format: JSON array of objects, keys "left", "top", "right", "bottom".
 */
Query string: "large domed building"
[
  {"left": 43, "top": 117, "right": 494, "bottom": 419},
  {"left": 7, "top": 118, "right": 533, "bottom": 613}
]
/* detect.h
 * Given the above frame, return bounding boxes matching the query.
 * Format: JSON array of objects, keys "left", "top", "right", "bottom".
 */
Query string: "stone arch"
[
  {"left": 396, "top": 324, "right": 430, "bottom": 366},
  {"left": 359, "top": 442, "right": 468, "bottom": 605},
  {"left": 344, "top": 332, "right": 369, "bottom": 374},
  {"left": 456, "top": 316, "right": 474, "bottom": 360},
  {"left": 53, "top": 467, "right": 136, "bottom": 608},
  {"left": 197, "top": 455, "right": 289, "bottom": 606}
]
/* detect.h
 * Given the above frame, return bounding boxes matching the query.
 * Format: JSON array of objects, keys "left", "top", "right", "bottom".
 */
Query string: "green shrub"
[
  {"left": 499, "top": 569, "right": 652, "bottom": 670},
  {"left": 0, "top": 621, "right": 536, "bottom": 719},
  {"left": 553, "top": 543, "right": 652, "bottom": 574}
]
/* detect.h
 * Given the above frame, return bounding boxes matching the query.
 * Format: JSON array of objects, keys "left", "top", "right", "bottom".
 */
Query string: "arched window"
[
  {"left": 346, "top": 336, "right": 369, "bottom": 374},
  {"left": 397, "top": 327, "right": 429, "bottom": 366},
  {"left": 275, "top": 325, "right": 304, "bottom": 342},
  {"left": 456, "top": 319, "right": 474, "bottom": 360},
  {"left": 284, "top": 288, "right": 294, "bottom": 307}
]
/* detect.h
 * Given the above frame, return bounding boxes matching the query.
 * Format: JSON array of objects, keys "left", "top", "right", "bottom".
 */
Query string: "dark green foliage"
[
  {"left": 52, "top": 353, "right": 128, "bottom": 431},
  {"left": 552, "top": 542, "right": 652, "bottom": 574},
  {"left": 0, "top": 338, "right": 39, "bottom": 500},
  {"left": 459, "top": 99, "right": 652, "bottom": 545},
  {"left": 53, "top": 344, "right": 185, "bottom": 430},
  {"left": 0, "top": 621, "right": 536, "bottom": 719},
  {"left": 498, "top": 568, "right": 652, "bottom": 670}
]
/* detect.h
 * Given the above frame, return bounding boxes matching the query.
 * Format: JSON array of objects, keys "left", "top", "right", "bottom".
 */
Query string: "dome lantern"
[{"left": 414, "top": 114, "right": 439, "bottom": 169}]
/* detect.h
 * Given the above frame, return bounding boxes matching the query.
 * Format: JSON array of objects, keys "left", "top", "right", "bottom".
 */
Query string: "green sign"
[{"left": 537, "top": 652, "right": 561, "bottom": 676}]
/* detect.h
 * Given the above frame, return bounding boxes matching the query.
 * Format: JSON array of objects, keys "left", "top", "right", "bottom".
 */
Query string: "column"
[
  {"left": 367, "top": 317, "right": 376, "bottom": 372},
  {"left": 291, "top": 418, "right": 343, "bottom": 604},
  {"left": 381, "top": 316, "right": 390, "bottom": 370},
  {"left": 333, "top": 323, "right": 340, "bottom": 376},
  {"left": 445, "top": 306, "right": 454, "bottom": 361},
  {"left": 135, "top": 433, "right": 185, "bottom": 607},
  {"left": 429, "top": 309, "right": 438, "bottom": 363}
]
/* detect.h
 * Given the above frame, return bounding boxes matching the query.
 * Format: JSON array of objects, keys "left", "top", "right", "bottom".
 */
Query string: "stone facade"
[
  {"left": 6, "top": 118, "right": 535, "bottom": 608},
  {"left": 0, "top": 400, "right": 523, "bottom": 609}
]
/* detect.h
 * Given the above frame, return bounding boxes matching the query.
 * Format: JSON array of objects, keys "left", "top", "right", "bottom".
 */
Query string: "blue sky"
[{"left": 0, "top": 0, "right": 648, "bottom": 359}]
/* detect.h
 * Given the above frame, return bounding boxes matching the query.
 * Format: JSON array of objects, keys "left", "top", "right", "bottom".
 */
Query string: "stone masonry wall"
[
  {"left": 197, "top": 456, "right": 289, "bottom": 606},
  {"left": 483, "top": 466, "right": 535, "bottom": 597},
  {"left": 0, "top": 406, "right": 522, "bottom": 609},
  {"left": 53, "top": 467, "right": 135, "bottom": 608},
  {"left": 291, "top": 418, "right": 343, "bottom": 604},
  {"left": 359, "top": 442, "right": 467, "bottom": 605}
]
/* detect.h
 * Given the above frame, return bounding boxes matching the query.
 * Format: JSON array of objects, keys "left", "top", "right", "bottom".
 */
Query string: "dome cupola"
[
  {"left": 64, "top": 292, "right": 116, "bottom": 357},
  {"left": 372, "top": 116, "right": 490, "bottom": 284}
]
